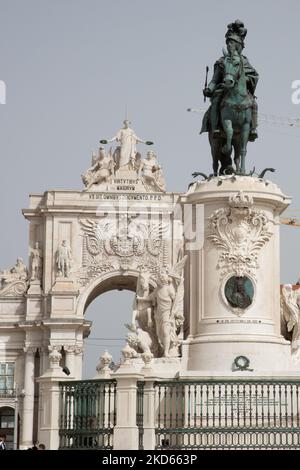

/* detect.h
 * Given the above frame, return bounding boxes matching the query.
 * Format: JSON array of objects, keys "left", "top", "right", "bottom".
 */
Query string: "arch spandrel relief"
[{"left": 77, "top": 215, "right": 170, "bottom": 288}]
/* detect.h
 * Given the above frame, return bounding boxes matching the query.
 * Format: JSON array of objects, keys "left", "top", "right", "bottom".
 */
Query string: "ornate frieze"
[{"left": 78, "top": 214, "right": 168, "bottom": 286}]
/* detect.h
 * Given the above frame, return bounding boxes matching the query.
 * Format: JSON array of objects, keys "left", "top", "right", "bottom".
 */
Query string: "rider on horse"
[{"left": 201, "top": 20, "right": 259, "bottom": 142}]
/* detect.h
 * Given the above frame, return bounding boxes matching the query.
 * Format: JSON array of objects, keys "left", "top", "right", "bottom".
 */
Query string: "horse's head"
[
  {"left": 136, "top": 269, "right": 150, "bottom": 296},
  {"left": 222, "top": 48, "right": 242, "bottom": 89}
]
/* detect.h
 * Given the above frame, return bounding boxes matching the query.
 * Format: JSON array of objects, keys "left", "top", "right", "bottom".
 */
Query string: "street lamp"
[{"left": 13, "top": 385, "right": 25, "bottom": 450}]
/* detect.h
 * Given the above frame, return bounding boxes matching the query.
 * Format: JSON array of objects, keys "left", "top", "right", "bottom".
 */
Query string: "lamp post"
[
  {"left": 13, "top": 391, "right": 18, "bottom": 450},
  {"left": 13, "top": 385, "right": 24, "bottom": 450}
]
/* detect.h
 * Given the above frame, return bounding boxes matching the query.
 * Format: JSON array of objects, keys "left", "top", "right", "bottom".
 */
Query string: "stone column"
[
  {"left": 37, "top": 346, "right": 67, "bottom": 450},
  {"left": 20, "top": 346, "right": 36, "bottom": 449},
  {"left": 74, "top": 345, "right": 83, "bottom": 379},
  {"left": 40, "top": 346, "right": 49, "bottom": 375},
  {"left": 64, "top": 345, "right": 76, "bottom": 377},
  {"left": 142, "top": 379, "right": 156, "bottom": 450}
]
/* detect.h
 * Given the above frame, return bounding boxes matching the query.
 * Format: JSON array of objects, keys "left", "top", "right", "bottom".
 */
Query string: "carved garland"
[{"left": 207, "top": 191, "right": 273, "bottom": 280}]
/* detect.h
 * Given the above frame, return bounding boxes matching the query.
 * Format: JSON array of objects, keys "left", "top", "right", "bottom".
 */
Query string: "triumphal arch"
[{"left": 1, "top": 20, "right": 300, "bottom": 451}]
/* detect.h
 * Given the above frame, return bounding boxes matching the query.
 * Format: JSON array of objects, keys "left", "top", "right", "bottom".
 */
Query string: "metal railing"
[
  {"left": 154, "top": 379, "right": 300, "bottom": 450},
  {"left": 137, "top": 381, "right": 145, "bottom": 450},
  {"left": 0, "top": 388, "right": 16, "bottom": 398},
  {"left": 59, "top": 379, "right": 116, "bottom": 450}
]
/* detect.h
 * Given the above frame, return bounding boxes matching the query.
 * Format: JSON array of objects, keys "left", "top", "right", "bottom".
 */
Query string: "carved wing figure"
[
  {"left": 80, "top": 218, "right": 114, "bottom": 256},
  {"left": 169, "top": 255, "right": 188, "bottom": 283},
  {"left": 147, "top": 223, "right": 168, "bottom": 256}
]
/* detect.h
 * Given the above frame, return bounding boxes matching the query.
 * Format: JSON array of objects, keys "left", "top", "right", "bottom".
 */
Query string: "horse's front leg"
[
  {"left": 131, "top": 301, "right": 138, "bottom": 331},
  {"left": 233, "top": 139, "right": 241, "bottom": 173},
  {"left": 222, "top": 119, "right": 233, "bottom": 156},
  {"left": 209, "top": 132, "right": 220, "bottom": 176},
  {"left": 240, "top": 122, "right": 250, "bottom": 174}
]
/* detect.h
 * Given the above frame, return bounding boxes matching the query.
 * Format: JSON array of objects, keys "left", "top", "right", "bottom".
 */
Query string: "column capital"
[
  {"left": 23, "top": 345, "right": 36, "bottom": 355},
  {"left": 63, "top": 345, "right": 76, "bottom": 354},
  {"left": 48, "top": 345, "right": 62, "bottom": 366},
  {"left": 74, "top": 345, "right": 83, "bottom": 355}
]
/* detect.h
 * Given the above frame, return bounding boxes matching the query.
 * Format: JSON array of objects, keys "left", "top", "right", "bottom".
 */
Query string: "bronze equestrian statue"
[{"left": 201, "top": 20, "right": 258, "bottom": 175}]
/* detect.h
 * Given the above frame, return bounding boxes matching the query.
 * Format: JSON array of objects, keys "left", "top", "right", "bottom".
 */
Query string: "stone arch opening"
[
  {"left": 77, "top": 269, "right": 157, "bottom": 317},
  {"left": 83, "top": 274, "right": 137, "bottom": 313},
  {"left": 0, "top": 406, "right": 19, "bottom": 449},
  {"left": 79, "top": 271, "right": 157, "bottom": 379}
]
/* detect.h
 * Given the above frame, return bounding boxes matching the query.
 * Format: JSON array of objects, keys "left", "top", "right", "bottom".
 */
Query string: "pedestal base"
[{"left": 181, "top": 335, "right": 299, "bottom": 373}]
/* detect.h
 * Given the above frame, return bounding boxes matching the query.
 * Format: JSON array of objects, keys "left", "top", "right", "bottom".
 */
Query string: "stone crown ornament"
[{"left": 229, "top": 190, "right": 253, "bottom": 208}]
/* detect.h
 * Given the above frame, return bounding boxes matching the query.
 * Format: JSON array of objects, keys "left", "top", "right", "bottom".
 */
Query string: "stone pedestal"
[
  {"left": 50, "top": 278, "right": 78, "bottom": 318},
  {"left": 181, "top": 176, "right": 293, "bottom": 373},
  {"left": 37, "top": 353, "right": 68, "bottom": 450},
  {"left": 113, "top": 365, "right": 143, "bottom": 450},
  {"left": 27, "top": 280, "right": 42, "bottom": 296},
  {"left": 142, "top": 379, "right": 156, "bottom": 450}
]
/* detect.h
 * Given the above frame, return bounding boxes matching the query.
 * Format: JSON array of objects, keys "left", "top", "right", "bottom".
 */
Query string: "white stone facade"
[{"left": 0, "top": 154, "right": 299, "bottom": 448}]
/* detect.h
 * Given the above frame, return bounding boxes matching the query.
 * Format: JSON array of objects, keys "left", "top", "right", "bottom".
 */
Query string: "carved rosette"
[
  {"left": 208, "top": 191, "right": 273, "bottom": 280},
  {"left": 78, "top": 215, "right": 169, "bottom": 286}
]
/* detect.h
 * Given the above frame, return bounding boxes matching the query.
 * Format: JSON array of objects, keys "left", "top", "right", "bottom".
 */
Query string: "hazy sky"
[{"left": 1, "top": 0, "right": 300, "bottom": 377}]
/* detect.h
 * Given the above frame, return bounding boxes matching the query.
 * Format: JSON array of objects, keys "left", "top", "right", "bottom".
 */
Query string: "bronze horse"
[{"left": 206, "top": 50, "right": 255, "bottom": 175}]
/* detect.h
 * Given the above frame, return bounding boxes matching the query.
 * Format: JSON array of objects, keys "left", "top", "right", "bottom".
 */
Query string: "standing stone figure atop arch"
[{"left": 100, "top": 120, "right": 153, "bottom": 170}]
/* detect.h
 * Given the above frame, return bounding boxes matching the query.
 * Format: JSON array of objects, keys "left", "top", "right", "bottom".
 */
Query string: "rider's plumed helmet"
[{"left": 225, "top": 20, "right": 247, "bottom": 48}]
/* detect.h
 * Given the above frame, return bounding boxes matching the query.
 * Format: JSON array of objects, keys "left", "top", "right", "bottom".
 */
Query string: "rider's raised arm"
[{"left": 207, "top": 59, "right": 224, "bottom": 93}]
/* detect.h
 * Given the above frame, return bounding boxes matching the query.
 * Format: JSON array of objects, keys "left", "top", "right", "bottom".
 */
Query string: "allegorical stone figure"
[
  {"left": 126, "top": 268, "right": 158, "bottom": 357},
  {"left": 281, "top": 284, "right": 300, "bottom": 357},
  {"left": 151, "top": 270, "right": 177, "bottom": 357},
  {"left": 0, "top": 257, "right": 28, "bottom": 289},
  {"left": 30, "top": 242, "right": 43, "bottom": 281},
  {"left": 82, "top": 146, "right": 115, "bottom": 189},
  {"left": 149, "top": 257, "right": 187, "bottom": 358},
  {"left": 100, "top": 120, "right": 153, "bottom": 169},
  {"left": 125, "top": 257, "right": 186, "bottom": 359},
  {"left": 138, "top": 150, "right": 166, "bottom": 192},
  {"left": 56, "top": 240, "right": 72, "bottom": 278}
]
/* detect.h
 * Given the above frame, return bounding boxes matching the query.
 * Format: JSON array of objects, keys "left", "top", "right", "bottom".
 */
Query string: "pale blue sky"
[{"left": 0, "top": 1, "right": 300, "bottom": 377}]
